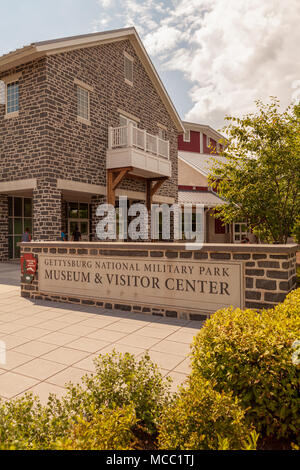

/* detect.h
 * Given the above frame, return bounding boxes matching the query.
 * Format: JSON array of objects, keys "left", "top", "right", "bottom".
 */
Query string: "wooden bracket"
[
  {"left": 107, "top": 167, "right": 133, "bottom": 206},
  {"left": 146, "top": 177, "right": 168, "bottom": 211}
]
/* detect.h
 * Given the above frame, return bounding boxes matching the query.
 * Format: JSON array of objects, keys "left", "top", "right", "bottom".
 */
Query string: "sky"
[{"left": 0, "top": 0, "right": 299, "bottom": 130}]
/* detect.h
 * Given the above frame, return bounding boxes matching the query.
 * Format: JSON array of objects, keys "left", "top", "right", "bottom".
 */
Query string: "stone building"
[{"left": 0, "top": 27, "right": 184, "bottom": 260}]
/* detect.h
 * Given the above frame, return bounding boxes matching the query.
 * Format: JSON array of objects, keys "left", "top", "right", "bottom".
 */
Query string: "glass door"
[
  {"left": 67, "top": 202, "right": 90, "bottom": 241},
  {"left": 68, "top": 220, "right": 89, "bottom": 241},
  {"left": 8, "top": 196, "right": 33, "bottom": 259}
]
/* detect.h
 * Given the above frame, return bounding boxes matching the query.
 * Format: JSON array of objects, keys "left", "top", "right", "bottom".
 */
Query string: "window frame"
[
  {"left": 74, "top": 79, "right": 93, "bottom": 125},
  {"left": 124, "top": 52, "right": 134, "bottom": 86},
  {"left": 206, "top": 135, "right": 211, "bottom": 148},
  {"left": 183, "top": 130, "right": 190, "bottom": 142},
  {"left": 5, "top": 78, "right": 20, "bottom": 118},
  {"left": 158, "top": 127, "right": 167, "bottom": 141},
  {"left": 77, "top": 85, "right": 90, "bottom": 124},
  {"left": 119, "top": 114, "right": 138, "bottom": 128},
  {"left": 8, "top": 196, "right": 33, "bottom": 259}
]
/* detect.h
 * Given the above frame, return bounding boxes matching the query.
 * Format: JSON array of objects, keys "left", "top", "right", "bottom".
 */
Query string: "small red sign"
[{"left": 21, "top": 253, "right": 37, "bottom": 276}]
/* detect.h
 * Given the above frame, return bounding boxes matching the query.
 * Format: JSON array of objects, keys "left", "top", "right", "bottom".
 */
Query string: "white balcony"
[{"left": 107, "top": 124, "right": 172, "bottom": 178}]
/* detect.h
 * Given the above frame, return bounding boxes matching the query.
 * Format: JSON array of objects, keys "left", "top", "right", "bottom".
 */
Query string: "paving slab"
[{"left": 0, "top": 262, "right": 203, "bottom": 402}]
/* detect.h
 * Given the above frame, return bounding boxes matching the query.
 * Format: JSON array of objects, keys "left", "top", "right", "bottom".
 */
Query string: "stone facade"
[
  {"left": 20, "top": 242, "right": 298, "bottom": 320},
  {"left": 0, "top": 37, "right": 179, "bottom": 258},
  {"left": 0, "top": 195, "right": 8, "bottom": 261}
]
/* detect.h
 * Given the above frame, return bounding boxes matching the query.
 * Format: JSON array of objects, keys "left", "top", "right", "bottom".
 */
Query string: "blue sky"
[{"left": 1, "top": 0, "right": 299, "bottom": 129}]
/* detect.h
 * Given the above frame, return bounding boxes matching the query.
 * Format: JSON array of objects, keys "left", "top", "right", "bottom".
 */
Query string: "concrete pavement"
[{"left": 0, "top": 263, "right": 202, "bottom": 403}]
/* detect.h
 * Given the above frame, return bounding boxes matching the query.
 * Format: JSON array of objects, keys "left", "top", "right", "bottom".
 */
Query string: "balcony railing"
[{"left": 108, "top": 124, "right": 170, "bottom": 160}]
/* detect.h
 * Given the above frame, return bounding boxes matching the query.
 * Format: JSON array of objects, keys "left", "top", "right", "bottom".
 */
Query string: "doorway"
[
  {"left": 67, "top": 202, "right": 90, "bottom": 241},
  {"left": 68, "top": 220, "right": 89, "bottom": 241}
]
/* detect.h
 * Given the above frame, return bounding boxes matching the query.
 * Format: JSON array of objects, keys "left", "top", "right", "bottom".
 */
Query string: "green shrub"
[
  {"left": 191, "top": 289, "right": 300, "bottom": 442},
  {"left": 0, "top": 351, "right": 171, "bottom": 449},
  {"left": 53, "top": 405, "right": 137, "bottom": 450},
  {"left": 61, "top": 350, "right": 171, "bottom": 433},
  {"left": 158, "top": 375, "right": 257, "bottom": 450}
]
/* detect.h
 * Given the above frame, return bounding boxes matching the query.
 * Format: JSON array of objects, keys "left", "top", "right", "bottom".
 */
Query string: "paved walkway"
[{"left": 0, "top": 263, "right": 201, "bottom": 403}]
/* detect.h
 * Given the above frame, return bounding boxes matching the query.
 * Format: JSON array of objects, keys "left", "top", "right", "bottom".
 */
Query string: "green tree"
[{"left": 209, "top": 99, "right": 300, "bottom": 243}]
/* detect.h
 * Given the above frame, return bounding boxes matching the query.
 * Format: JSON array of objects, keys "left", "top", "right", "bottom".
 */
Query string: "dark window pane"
[
  {"left": 8, "top": 237, "right": 13, "bottom": 259},
  {"left": 14, "top": 218, "right": 23, "bottom": 235},
  {"left": 8, "top": 197, "right": 13, "bottom": 217},
  {"left": 81, "top": 221, "right": 88, "bottom": 235},
  {"left": 14, "top": 198, "right": 22, "bottom": 217},
  {"left": 24, "top": 219, "right": 32, "bottom": 234},
  {"left": 24, "top": 198, "right": 32, "bottom": 217},
  {"left": 79, "top": 203, "right": 88, "bottom": 219},
  {"left": 14, "top": 236, "right": 21, "bottom": 259},
  {"left": 70, "top": 222, "right": 77, "bottom": 233},
  {"left": 69, "top": 203, "right": 78, "bottom": 218},
  {"left": 8, "top": 218, "right": 13, "bottom": 235}
]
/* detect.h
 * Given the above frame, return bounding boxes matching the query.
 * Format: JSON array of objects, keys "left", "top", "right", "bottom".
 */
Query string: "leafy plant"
[
  {"left": 191, "top": 288, "right": 300, "bottom": 443},
  {"left": 60, "top": 350, "right": 172, "bottom": 434},
  {"left": 209, "top": 99, "right": 300, "bottom": 243},
  {"left": 158, "top": 374, "right": 257, "bottom": 450},
  {"left": 53, "top": 405, "right": 137, "bottom": 450}
]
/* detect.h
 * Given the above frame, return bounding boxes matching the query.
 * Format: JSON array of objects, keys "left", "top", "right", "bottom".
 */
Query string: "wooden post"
[
  {"left": 146, "top": 180, "right": 152, "bottom": 212},
  {"left": 107, "top": 170, "right": 115, "bottom": 206}
]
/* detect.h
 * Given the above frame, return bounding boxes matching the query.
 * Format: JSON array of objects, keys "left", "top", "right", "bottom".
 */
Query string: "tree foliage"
[{"left": 209, "top": 99, "right": 300, "bottom": 243}]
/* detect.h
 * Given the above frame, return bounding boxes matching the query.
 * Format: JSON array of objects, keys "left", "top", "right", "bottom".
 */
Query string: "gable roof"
[
  {"left": 183, "top": 121, "right": 226, "bottom": 143},
  {"left": 0, "top": 27, "right": 184, "bottom": 132},
  {"left": 179, "top": 150, "right": 228, "bottom": 178}
]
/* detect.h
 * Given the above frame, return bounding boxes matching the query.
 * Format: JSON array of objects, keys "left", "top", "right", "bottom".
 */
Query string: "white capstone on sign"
[{"left": 38, "top": 255, "right": 243, "bottom": 313}]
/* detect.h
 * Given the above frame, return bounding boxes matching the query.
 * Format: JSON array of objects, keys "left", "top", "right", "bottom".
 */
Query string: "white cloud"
[
  {"left": 98, "top": 0, "right": 114, "bottom": 8},
  {"left": 143, "top": 25, "right": 183, "bottom": 55},
  {"left": 94, "top": 0, "right": 300, "bottom": 129}
]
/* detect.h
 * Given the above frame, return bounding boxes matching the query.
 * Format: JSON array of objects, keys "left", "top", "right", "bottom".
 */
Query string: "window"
[
  {"left": 183, "top": 130, "right": 190, "bottom": 142},
  {"left": 234, "top": 221, "right": 248, "bottom": 243},
  {"left": 119, "top": 114, "right": 137, "bottom": 127},
  {"left": 77, "top": 86, "right": 89, "bottom": 121},
  {"left": 8, "top": 197, "right": 33, "bottom": 259},
  {"left": 158, "top": 128, "right": 167, "bottom": 140},
  {"left": 206, "top": 135, "right": 211, "bottom": 147},
  {"left": 6, "top": 81, "right": 19, "bottom": 114},
  {"left": 124, "top": 53, "right": 134, "bottom": 85}
]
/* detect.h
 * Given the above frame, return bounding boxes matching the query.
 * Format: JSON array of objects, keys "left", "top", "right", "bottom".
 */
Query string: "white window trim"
[
  {"left": 158, "top": 127, "right": 167, "bottom": 140},
  {"left": 206, "top": 135, "right": 211, "bottom": 147},
  {"left": 119, "top": 114, "right": 138, "bottom": 127},
  {"left": 124, "top": 52, "right": 134, "bottom": 86},
  {"left": 4, "top": 73, "right": 21, "bottom": 118},
  {"left": 76, "top": 83, "right": 91, "bottom": 125},
  {"left": 183, "top": 130, "right": 190, "bottom": 142},
  {"left": 118, "top": 108, "right": 140, "bottom": 123}
]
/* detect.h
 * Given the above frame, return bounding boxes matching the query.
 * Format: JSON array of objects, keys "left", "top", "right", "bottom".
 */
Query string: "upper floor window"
[
  {"left": 183, "top": 130, "right": 190, "bottom": 142},
  {"left": 124, "top": 52, "right": 134, "bottom": 85},
  {"left": 77, "top": 86, "right": 89, "bottom": 121},
  {"left": 158, "top": 128, "right": 167, "bottom": 140},
  {"left": 119, "top": 114, "right": 137, "bottom": 127},
  {"left": 6, "top": 81, "right": 19, "bottom": 114}
]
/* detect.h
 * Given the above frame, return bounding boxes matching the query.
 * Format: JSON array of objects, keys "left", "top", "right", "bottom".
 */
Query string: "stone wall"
[
  {"left": 20, "top": 242, "right": 298, "bottom": 321},
  {"left": 0, "top": 39, "right": 179, "bottom": 245}
]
